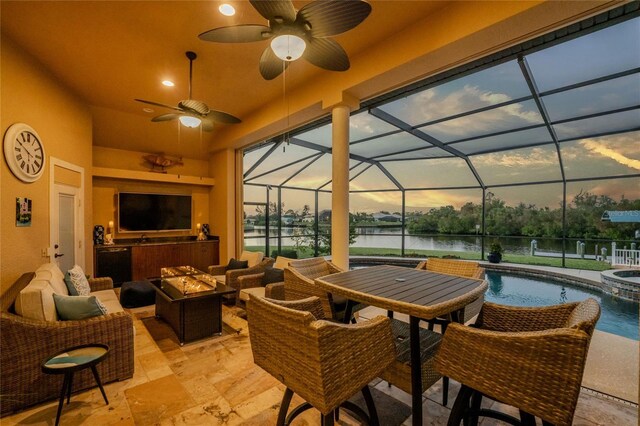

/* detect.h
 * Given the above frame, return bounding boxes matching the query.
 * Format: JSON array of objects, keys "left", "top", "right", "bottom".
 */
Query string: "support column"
[
  {"left": 324, "top": 92, "right": 359, "bottom": 270},
  {"left": 331, "top": 104, "right": 351, "bottom": 270}
]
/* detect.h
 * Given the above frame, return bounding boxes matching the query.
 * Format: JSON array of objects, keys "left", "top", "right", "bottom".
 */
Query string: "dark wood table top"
[{"left": 315, "top": 265, "right": 487, "bottom": 319}]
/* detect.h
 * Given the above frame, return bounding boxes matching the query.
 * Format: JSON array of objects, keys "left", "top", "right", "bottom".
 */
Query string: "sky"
[{"left": 243, "top": 17, "right": 640, "bottom": 215}]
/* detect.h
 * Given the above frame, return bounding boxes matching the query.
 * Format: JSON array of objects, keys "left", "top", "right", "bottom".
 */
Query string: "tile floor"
[{"left": 3, "top": 304, "right": 637, "bottom": 425}]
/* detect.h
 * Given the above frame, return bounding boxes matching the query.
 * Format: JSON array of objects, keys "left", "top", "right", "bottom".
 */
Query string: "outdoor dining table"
[{"left": 315, "top": 264, "right": 488, "bottom": 426}]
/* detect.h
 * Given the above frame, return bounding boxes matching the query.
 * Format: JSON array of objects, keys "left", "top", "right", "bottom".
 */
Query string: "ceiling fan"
[
  {"left": 135, "top": 51, "right": 241, "bottom": 131},
  {"left": 198, "top": 0, "right": 372, "bottom": 80}
]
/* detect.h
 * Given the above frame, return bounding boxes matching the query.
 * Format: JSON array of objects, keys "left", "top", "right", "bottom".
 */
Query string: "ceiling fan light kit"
[
  {"left": 135, "top": 51, "right": 241, "bottom": 131},
  {"left": 178, "top": 115, "right": 201, "bottom": 128},
  {"left": 199, "top": 0, "right": 372, "bottom": 80},
  {"left": 271, "top": 35, "right": 306, "bottom": 61}
]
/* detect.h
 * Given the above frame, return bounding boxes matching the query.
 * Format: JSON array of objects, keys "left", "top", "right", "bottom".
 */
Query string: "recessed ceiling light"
[
  {"left": 162, "top": 80, "right": 175, "bottom": 87},
  {"left": 143, "top": 108, "right": 154, "bottom": 113},
  {"left": 219, "top": 4, "right": 235, "bottom": 16}
]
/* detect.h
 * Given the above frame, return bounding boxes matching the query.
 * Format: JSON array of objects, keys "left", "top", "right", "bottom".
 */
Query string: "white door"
[{"left": 51, "top": 183, "right": 82, "bottom": 271}]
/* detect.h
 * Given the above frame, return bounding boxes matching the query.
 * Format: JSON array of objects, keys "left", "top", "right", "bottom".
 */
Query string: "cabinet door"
[{"left": 192, "top": 241, "right": 219, "bottom": 271}]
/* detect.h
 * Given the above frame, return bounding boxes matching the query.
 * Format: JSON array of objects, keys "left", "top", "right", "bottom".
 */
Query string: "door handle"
[{"left": 54, "top": 253, "right": 65, "bottom": 258}]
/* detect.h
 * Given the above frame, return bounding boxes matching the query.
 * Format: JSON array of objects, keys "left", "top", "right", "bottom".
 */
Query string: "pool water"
[{"left": 485, "top": 271, "right": 639, "bottom": 340}]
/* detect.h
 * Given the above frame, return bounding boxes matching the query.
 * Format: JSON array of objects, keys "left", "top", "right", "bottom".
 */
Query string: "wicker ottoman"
[{"left": 120, "top": 280, "right": 155, "bottom": 308}]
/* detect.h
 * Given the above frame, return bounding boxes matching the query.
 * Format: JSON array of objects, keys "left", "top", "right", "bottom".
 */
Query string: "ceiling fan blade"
[
  {"left": 250, "top": 0, "right": 296, "bottom": 22},
  {"left": 201, "top": 118, "right": 215, "bottom": 132},
  {"left": 207, "top": 110, "right": 242, "bottom": 124},
  {"left": 297, "top": 0, "right": 372, "bottom": 38},
  {"left": 259, "top": 46, "right": 288, "bottom": 80},
  {"left": 135, "top": 99, "right": 182, "bottom": 112},
  {"left": 303, "top": 37, "right": 350, "bottom": 71},
  {"left": 151, "top": 113, "right": 181, "bottom": 122},
  {"left": 198, "top": 24, "right": 272, "bottom": 43}
]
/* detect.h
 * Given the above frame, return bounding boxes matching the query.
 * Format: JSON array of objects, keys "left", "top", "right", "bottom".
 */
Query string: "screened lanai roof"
[{"left": 243, "top": 11, "right": 640, "bottom": 193}]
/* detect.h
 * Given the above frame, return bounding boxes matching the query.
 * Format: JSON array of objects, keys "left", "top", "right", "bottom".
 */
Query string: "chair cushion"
[
  {"left": 262, "top": 267, "right": 284, "bottom": 286},
  {"left": 53, "top": 294, "right": 107, "bottom": 320},
  {"left": 227, "top": 258, "right": 249, "bottom": 270},
  {"left": 273, "top": 256, "right": 294, "bottom": 270},
  {"left": 240, "top": 250, "right": 263, "bottom": 268},
  {"left": 240, "top": 286, "right": 265, "bottom": 302},
  {"left": 67, "top": 265, "right": 91, "bottom": 296},
  {"left": 15, "top": 279, "right": 58, "bottom": 321},
  {"left": 213, "top": 275, "right": 226, "bottom": 284}
]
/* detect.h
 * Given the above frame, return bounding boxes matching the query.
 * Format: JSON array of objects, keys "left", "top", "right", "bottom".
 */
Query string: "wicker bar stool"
[
  {"left": 247, "top": 295, "right": 395, "bottom": 426},
  {"left": 284, "top": 257, "right": 362, "bottom": 322},
  {"left": 435, "top": 299, "right": 601, "bottom": 426}
]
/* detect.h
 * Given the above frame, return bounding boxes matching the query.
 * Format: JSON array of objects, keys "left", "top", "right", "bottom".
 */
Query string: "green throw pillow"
[
  {"left": 64, "top": 271, "right": 79, "bottom": 296},
  {"left": 53, "top": 294, "right": 107, "bottom": 320}
]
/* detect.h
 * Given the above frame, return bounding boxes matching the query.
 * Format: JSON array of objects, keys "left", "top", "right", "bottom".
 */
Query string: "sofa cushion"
[
  {"left": 64, "top": 271, "right": 79, "bottom": 296},
  {"left": 273, "top": 256, "right": 294, "bottom": 270},
  {"left": 35, "top": 268, "right": 68, "bottom": 296},
  {"left": 213, "top": 275, "right": 226, "bottom": 285},
  {"left": 36, "top": 263, "right": 65, "bottom": 281},
  {"left": 15, "top": 279, "right": 58, "bottom": 321},
  {"left": 92, "top": 289, "right": 125, "bottom": 314},
  {"left": 239, "top": 251, "right": 263, "bottom": 268},
  {"left": 53, "top": 294, "right": 107, "bottom": 320},
  {"left": 67, "top": 265, "right": 91, "bottom": 296}
]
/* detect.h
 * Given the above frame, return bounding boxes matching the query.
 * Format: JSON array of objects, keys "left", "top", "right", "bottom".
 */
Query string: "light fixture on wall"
[
  {"left": 271, "top": 35, "right": 306, "bottom": 61},
  {"left": 178, "top": 115, "right": 201, "bottom": 128}
]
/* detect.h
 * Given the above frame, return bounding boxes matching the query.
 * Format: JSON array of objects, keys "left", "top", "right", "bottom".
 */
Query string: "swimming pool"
[{"left": 485, "top": 271, "right": 639, "bottom": 340}]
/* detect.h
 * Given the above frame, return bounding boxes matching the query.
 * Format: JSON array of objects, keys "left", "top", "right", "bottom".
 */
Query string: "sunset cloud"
[{"left": 579, "top": 139, "right": 640, "bottom": 170}]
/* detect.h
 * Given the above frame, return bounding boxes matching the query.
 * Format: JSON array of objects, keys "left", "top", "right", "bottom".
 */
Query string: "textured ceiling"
[{"left": 1, "top": 1, "right": 446, "bottom": 159}]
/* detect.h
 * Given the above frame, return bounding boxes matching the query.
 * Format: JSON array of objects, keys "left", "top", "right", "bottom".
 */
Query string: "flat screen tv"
[{"left": 118, "top": 192, "right": 192, "bottom": 232}]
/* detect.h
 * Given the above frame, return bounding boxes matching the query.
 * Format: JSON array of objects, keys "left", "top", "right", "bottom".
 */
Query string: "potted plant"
[{"left": 488, "top": 242, "right": 503, "bottom": 264}]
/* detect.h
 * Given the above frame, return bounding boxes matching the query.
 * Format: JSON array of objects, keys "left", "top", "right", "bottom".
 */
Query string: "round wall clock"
[{"left": 3, "top": 123, "right": 46, "bottom": 183}]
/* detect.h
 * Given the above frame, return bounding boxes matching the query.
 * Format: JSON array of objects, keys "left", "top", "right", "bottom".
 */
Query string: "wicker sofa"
[
  {"left": 208, "top": 251, "right": 274, "bottom": 302},
  {"left": 0, "top": 264, "right": 134, "bottom": 416}
]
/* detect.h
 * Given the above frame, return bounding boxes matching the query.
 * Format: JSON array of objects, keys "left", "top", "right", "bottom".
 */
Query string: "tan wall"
[
  {"left": 92, "top": 178, "right": 210, "bottom": 240},
  {"left": 93, "top": 146, "right": 209, "bottom": 177},
  {"left": 209, "top": 149, "right": 236, "bottom": 263},
  {"left": 93, "top": 144, "right": 212, "bottom": 240},
  {"left": 1, "top": 35, "right": 93, "bottom": 293}
]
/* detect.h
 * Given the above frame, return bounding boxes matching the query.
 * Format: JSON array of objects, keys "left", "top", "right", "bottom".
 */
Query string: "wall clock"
[{"left": 3, "top": 123, "right": 46, "bottom": 183}]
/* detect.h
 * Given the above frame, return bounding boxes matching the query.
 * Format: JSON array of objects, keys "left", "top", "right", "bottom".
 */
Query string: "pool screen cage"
[{"left": 242, "top": 3, "right": 640, "bottom": 267}]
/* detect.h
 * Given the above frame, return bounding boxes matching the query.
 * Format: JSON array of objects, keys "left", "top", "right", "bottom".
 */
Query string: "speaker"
[
  {"left": 93, "top": 225, "right": 105, "bottom": 245},
  {"left": 201, "top": 224, "right": 210, "bottom": 237}
]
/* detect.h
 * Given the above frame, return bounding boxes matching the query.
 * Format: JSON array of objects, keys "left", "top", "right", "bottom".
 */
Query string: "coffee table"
[{"left": 150, "top": 266, "right": 236, "bottom": 345}]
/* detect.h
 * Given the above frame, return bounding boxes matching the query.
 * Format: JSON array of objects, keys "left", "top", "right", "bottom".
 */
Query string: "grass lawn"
[{"left": 246, "top": 245, "right": 611, "bottom": 271}]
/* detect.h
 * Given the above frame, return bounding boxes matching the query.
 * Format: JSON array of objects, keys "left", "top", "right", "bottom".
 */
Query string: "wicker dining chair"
[
  {"left": 435, "top": 298, "right": 601, "bottom": 426},
  {"left": 379, "top": 318, "right": 448, "bottom": 405},
  {"left": 415, "top": 258, "right": 485, "bottom": 325},
  {"left": 284, "top": 257, "right": 359, "bottom": 322},
  {"left": 247, "top": 295, "right": 396, "bottom": 426}
]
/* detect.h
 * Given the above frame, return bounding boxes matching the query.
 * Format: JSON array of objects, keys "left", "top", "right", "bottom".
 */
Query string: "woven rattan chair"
[
  {"left": 379, "top": 318, "right": 448, "bottom": 405},
  {"left": 435, "top": 299, "right": 601, "bottom": 426},
  {"left": 415, "top": 258, "right": 485, "bottom": 325},
  {"left": 247, "top": 295, "right": 395, "bottom": 425},
  {"left": 208, "top": 256, "right": 274, "bottom": 303},
  {"left": 284, "top": 257, "right": 358, "bottom": 321}
]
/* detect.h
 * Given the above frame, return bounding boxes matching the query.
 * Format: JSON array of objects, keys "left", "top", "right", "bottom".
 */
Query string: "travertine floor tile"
[{"left": 125, "top": 375, "right": 196, "bottom": 424}]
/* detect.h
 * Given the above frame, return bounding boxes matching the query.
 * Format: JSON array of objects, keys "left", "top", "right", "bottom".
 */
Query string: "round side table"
[{"left": 41, "top": 344, "right": 110, "bottom": 426}]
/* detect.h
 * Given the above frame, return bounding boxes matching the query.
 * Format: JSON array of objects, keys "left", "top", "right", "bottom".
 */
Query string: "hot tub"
[{"left": 600, "top": 269, "right": 640, "bottom": 302}]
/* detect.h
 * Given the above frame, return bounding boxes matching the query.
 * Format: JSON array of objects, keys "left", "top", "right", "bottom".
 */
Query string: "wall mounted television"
[{"left": 118, "top": 192, "right": 192, "bottom": 232}]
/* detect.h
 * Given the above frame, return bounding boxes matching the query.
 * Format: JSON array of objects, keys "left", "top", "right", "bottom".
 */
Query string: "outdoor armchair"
[
  {"left": 416, "top": 258, "right": 485, "bottom": 324},
  {"left": 208, "top": 253, "right": 274, "bottom": 302},
  {"left": 284, "top": 257, "right": 353, "bottom": 321},
  {"left": 435, "top": 299, "right": 601, "bottom": 426},
  {"left": 247, "top": 295, "right": 395, "bottom": 425}
]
